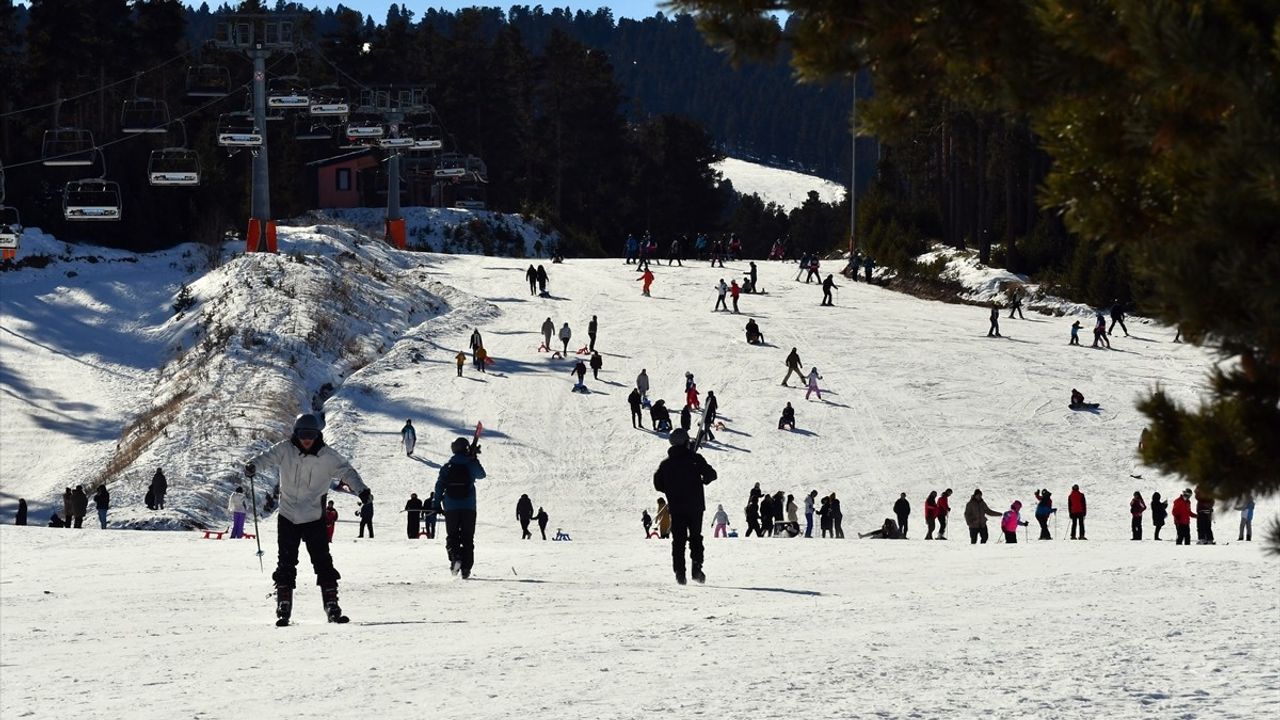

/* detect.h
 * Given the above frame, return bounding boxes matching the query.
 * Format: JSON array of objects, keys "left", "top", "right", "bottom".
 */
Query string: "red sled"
[{"left": 576, "top": 345, "right": 590, "bottom": 355}]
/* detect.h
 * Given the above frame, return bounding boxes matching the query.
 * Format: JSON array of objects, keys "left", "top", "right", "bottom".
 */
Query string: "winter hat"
[
  {"left": 451, "top": 437, "right": 470, "bottom": 454},
  {"left": 669, "top": 428, "right": 690, "bottom": 447},
  {"left": 293, "top": 414, "right": 322, "bottom": 440},
  {"left": 1012, "top": 501, "right": 1023, "bottom": 510}
]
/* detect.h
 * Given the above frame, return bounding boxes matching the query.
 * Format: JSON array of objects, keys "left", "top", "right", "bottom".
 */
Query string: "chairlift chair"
[
  {"left": 63, "top": 179, "right": 122, "bottom": 221},
  {"left": 121, "top": 98, "right": 170, "bottom": 133},
  {"left": 148, "top": 148, "right": 201, "bottom": 186},
  {"left": 41, "top": 128, "right": 97, "bottom": 166},
  {"left": 309, "top": 85, "right": 350, "bottom": 117},
  {"left": 410, "top": 120, "right": 443, "bottom": 151},
  {"left": 434, "top": 152, "right": 467, "bottom": 178},
  {"left": 294, "top": 117, "right": 334, "bottom": 142},
  {"left": 186, "top": 65, "right": 232, "bottom": 98},
  {"left": 216, "top": 112, "right": 262, "bottom": 147},
  {"left": 378, "top": 136, "right": 415, "bottom": 149},
  {"left": 0, "top": 206, "right": 21, "bottom": 249},
  {"left": 345, "top": 113, "right": 385, "bottom": 142},
  {"left": 464, "top": 155, "right": 488, "bottom": 182},
  {"left": 267, "top": 75, "right": 310, "bottom": 109}
]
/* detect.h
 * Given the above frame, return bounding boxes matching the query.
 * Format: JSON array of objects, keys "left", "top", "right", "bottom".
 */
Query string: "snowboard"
[{"left": 1069, "top": 403, "right": 1101, "bottom": 410}]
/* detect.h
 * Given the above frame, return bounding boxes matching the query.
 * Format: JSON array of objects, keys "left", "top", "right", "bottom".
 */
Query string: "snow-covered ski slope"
[
  {"left": 2, "top": 224, "right": 1277, "bottom": 719},
  {"left": 713, "top": 156, "right": 847, "bottom": 210}
]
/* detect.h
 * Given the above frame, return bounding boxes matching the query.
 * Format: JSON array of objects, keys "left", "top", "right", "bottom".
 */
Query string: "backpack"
[
  {"left": 442, "top": 461, "right": 472, "bottom": 500},
  {"left": 1001, "top": 510, "right": 1018, "bottom": 533}
]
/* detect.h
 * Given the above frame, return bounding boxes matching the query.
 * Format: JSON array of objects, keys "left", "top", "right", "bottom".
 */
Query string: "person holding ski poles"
[
  {"left": 435, "top": 437, "right": 487, "bottom": 579},
  {"left": 1001, "top": 500, "right": 1030, "bottom": 543},
  {"left": 246, "top": 413, "right": 369, "bottom": 626}
]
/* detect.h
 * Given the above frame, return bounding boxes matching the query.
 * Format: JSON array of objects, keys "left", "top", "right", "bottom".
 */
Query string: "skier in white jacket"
[
  {"left": 712, "top": 504, "right": 730, "bottom": 538},
  {"left": 227, "top": 487, "right": 249, "bottom": 539},
  {"left": 246, "top": 413, "right": 368, "bottom": 626},
  {"left": 400, "top": 419, "right": 416, "bottom": 457},
  {"left": 805, "top": 367, "right": 824, "bottom": 401},
  {"left": 558, "top": 322, "right": 573, "bottom": 354}
]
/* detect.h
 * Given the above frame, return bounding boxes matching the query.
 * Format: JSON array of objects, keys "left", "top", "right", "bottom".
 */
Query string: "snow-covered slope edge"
[{"left": 316, "top": 207, "right": 561, "bottom": 256}]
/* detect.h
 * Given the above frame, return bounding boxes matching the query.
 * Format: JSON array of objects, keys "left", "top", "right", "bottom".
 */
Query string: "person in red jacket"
[
  {"left": 325, "top": 500, "right": 338, "bottom": 543},
  {"left": 1171, "top": 489, "right": 1196, "bottom": 545},
  {"left": 730, "top": 280, "right": 742, "bottom": 313},
  {"left": 923, "top": 491, "right": 939, "bottom": 539},
  {"left": 1129, "top": 491, "right": 1147, "bottom": 540},
  {"left": 1067, "top": 484, "right": 1087, "bottom": 540},
  {"left": 638, "top": 268, "right": 655, "bottom": 296},
  {"left": 936, "top": 488, "right": 953, "bottom": 540}
]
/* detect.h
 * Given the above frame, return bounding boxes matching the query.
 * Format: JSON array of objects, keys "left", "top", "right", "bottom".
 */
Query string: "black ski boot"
[
  {"left": 322, "top": 585, "right": 349, "bottom": 624},
  {"left": 675, "top": 571, "right": 687, "bottom": 585},
  {"left": 691, "top": 568, "right": 706, "bottom": 585},
  {"left": 275, "top": 585, "right": 293, "bottom": 627}
]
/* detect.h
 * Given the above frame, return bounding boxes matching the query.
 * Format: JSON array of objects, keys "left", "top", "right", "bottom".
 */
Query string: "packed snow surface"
[
  {"left": 714, "top": 157, "right": 847, "bottom": 210},
  {"left": 1, "top": 224, "right": 1276, "bottom": 719}
]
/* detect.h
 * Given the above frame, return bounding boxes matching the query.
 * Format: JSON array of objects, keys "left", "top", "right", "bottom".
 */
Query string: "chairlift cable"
[
  {"left": 0, "top": 47, "right": 198, "bottom": 119},
  {"left": 6, "top": 56, "right": 290, "bottom": 170},
  {"left": 4, "top": 84, "right": 246, "bottom": 170}
]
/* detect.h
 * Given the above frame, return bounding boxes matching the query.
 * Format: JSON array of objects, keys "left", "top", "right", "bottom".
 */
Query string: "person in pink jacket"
[{"left": 1001, "top": 501, "right": 1029, "bottom": 543}]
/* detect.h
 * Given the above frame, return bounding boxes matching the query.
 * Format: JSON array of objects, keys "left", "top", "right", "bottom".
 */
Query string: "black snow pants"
[
  {"left": 897, "top": 513, "right": 909, "bottom": 537},
  {"left": 274, "top": 516, "right": 340, "bottom": 589},
  {"left": 1196, "top": 513, "right": 1214, "bottom": 543},
  {"left": 1132, "top": 515, "right": 1143, "bottom": 540},
  {"left": 669, "top": 510, "right": 704, "bottom": 577},
  {"left": 445, "top": 509, "right": 478, "bottom": 573},
  {"left": 969, "top": 525, "right": 989, "bottom": 544},
  {"left": 1037, "top": 515, "right": 1051, "bottom": 539},
  {"left": 519, "top": 516, "right": 532, "bottom": 539},
  {"left": 1070, "top": 515, "right": 1085, "bottom": 539},
  {"left": 1176, "top": 523, "right": 1191, "bottom": 545}
]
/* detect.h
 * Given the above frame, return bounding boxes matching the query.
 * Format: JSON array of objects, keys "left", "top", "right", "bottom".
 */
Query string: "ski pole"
[{"left": 246, "top": 468, "right": 265, "bottom": 572}]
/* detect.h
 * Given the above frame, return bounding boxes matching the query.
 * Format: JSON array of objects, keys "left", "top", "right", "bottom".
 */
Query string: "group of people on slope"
[
  {"left": 889, "top": 489, "right": 955, "bottom": 539},
  {"left": 627, "top": 369, "right": 721, "bottom": 443}
]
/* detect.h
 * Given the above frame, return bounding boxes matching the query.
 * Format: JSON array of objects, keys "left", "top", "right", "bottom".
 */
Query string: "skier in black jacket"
[
  {"left": 525, "top": 265, "right": 538, "bottom": 295},
  {"left": 535, "top": 265, "right": 549, "bottom": 295},
  {"left": 653, "top": 428, "right": 718, "bottom": 584},
  {"left": 516, "top": 494, "right": 534, "bottom": 539},
  {"left": 628, "top": 388, "right": 644, "bottom": 429},
  {"left": 405, "top": 494, "right": 423, "bottom": 539},
  {"left": 893, "top": 493, "right": 911, "bottom": 538}
]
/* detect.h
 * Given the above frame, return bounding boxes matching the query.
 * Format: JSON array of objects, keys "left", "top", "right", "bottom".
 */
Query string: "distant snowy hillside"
[
  {"left": 714, "top": 157, "right": 848, "bottom": 210},
  {"left": 317, "top": 207, "right": 560, "bottom": 256}
]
